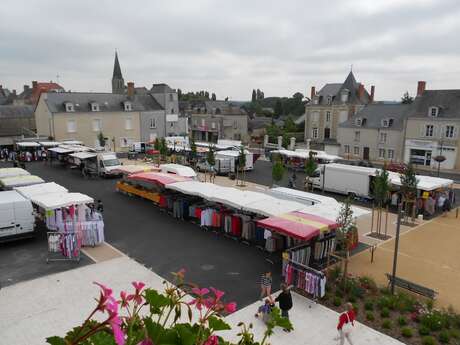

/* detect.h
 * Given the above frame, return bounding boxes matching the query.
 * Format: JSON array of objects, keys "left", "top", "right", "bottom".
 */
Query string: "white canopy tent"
[
  {"left": 16, "top": 142, "right": 41, "bottom": 148},
  {"left": 243, "top": 197, "right": 306, "bottom": 217},
  {"left": 48, "top": 147, "right": 74, "bottom": 154},
  {"left": 31, "top": 193, "right": 94, "bottom": 211},
  {"left": 61, "top": 140, "right": 83, "bottom": 145},
  {"left": 15, "top": 182, "right": 68, "bottom": 199},
  {"left": 69, "top": 152, "right": 97, "bottom": 160},
  {"left": 0, "top": 175, "right": 44, "bottom": 188},
  {"left": 39, "top": 141, "right": 62, "bottom": 147},
  {"left": 271, "top": 149, "right": 341, "bottom": 162},
  {"left": 386, "top": 171, "right": 453, "bottom": 191},
  {"left": 0, "top": 168, "right": 30, "bottom": 179},
  {"left": 112, "top": 164, "right": 159, "bottom": 175}
]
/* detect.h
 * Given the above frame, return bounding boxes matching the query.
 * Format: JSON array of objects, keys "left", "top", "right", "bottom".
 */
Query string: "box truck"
[
  {"left": 311, "top": 163, "right": 376, "bottom": 198},
  {"left": 0, "top": 191, "right": 35, "bottom": 242},
  {"left": 69, "top": 152, "right": 123, "bottom": 177},
  {"left": 215, "top": 150, "right": 254, "bottom": 172}
]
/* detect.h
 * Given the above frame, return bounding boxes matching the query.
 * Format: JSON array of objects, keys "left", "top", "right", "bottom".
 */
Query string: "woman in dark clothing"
[{"left": 275, "top": 283, "right": 293, "bottom": 332}]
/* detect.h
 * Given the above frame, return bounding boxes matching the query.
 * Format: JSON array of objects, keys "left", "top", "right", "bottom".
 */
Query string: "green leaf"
[
  {"left": 158, "top": 329, "right": 179, "bottom": 344},
  {"left": 144, "top": 289, "right": 170, "bottom": 314},
  {"left": 46, "top": 337, "right": 66, "bottom": 345},
  {"left": 86, "top": 331, "right": 117, "bottom": 345},
  {"left": 144, "top": 318, "right": 164, "bottom": 342},
  {"left": 175, "top": 324, "right": 197, "bottom": 345},
  {"left": 208, "top": 316, "right": 231, "bottom": 331}
]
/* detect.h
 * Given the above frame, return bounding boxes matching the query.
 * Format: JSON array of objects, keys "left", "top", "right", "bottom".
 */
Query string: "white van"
[
  {"left": 160, "top": 164, "right": 197, "bottom": 180},
  {"left": 70, "top": 152, "right": 122, "bottom": 177},
  {"left": 0, "top": 191, "right": 35, "bottom": 242}
]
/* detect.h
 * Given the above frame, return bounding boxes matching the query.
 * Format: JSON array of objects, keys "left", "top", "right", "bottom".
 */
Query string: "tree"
[
  {"left": 292, "top": 92, "right": 304, "bottom": 100},
  {"left": 256, "top": 89, "right": 263, "bottom": 101},
  {"left": 336, "top": 198, "right": 356, "bottom": 282},
  {"left": 274, "top": 100, "right": 283, "bottom": 118},
  {"left": 237, "top": 146, "right": 247, "bottom": 186},
  {"left": 204, "top": 91, "right": 210, "bottom": 99},
  {"left": 177, "top": 88, "right": 182, "bottom": 100},
  {"left": 251, "top": 89, "right": 257, "bottom": 102},
  {"left": 154, "top": 138, "right": 160, "bottom": 151},
  {"left": 399, "top": 164, "right": 418, "bottom": 223},
  {"left": 284, "top": 116, "right": 297, "bottom": 132},
  {"left": 211, "top": 93, "right": 216, "bottom": 101},
  {"left": 206, "top": 145, "right": 216, "bottom": 183},
  {"left": 372, "top": 167, "right": 390, "bottom": 237},
  {"left": 189, "top": 137, "right": 197, "bottom": 165},
  {"left": 401, "top": 91, "right": 414, "bottom": 104},
  {"left": 272, "top": 157, "right": 285, "bottom": 186},
  {"left": 97, "top": 132, "right": 106, "bottom": 148},
  {"left": 160, "top": 137, "right": 168, "bottom": 162},
  {"left": 304, "top": 151, "right": 318, "bottom": 191}
]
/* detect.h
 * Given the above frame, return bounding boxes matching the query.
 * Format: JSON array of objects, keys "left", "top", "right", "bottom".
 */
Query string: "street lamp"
[{"left": 390, "top": 202, "right": 403, "bottom": 294}]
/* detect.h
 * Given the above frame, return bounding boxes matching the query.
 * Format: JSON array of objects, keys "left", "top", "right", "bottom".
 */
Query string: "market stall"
[
  {"left": 0, "top": 175, "right": 44, "bottom": 190},
  {"left": 271, "top": 148, "right": 340, "bottom": 167},
  {"left": 112, "top": 164, "right": 159, "bottom": 176},
  {"left": 16, "top": 141, "right": 42, "bottom": 161},
  {"left": 15, "top": 182, "right": 68, "bottom": 199},
  {"left": 0, "top": 167, "right": 30, "bottom": 179}
]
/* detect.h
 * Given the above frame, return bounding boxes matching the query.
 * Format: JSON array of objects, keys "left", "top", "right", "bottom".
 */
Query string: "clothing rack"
[
  {"left": 47, "top": 232, "right": 81, "bottom": 263},
  {"left": 283, "top": 258, "right": 326, "bottom": 300}
]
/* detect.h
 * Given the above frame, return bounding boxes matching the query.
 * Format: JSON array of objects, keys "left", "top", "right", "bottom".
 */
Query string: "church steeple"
[{"left": 112, "top": 51, "right": 125, "bottom": 94}]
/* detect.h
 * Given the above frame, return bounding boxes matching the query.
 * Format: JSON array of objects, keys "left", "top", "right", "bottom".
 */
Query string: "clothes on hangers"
[{"left": 284, "top": 262, "right": 326, "bottom": 298}]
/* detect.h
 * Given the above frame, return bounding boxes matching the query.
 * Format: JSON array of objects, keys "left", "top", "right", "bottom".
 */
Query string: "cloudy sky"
[{"left": 1, "top": 0, "right": 460, "bottom": 101}]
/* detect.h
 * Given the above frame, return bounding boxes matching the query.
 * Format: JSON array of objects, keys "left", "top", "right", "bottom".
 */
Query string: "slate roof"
[
  {"left": 0, "top": 105, "right": 34, "bottom": 118},
  {"left": 43, "top": 92, "right": 163, "bottom": 113},
  {"left": 248, "top": 117, "right": 284, "bottom": 130},
  {"left": 312, "top": 72, "right": 371, "bottom": 106},
  {"left": 150, "top": 83, "right": 174, "bottom": 94},
  {"left": 339, "top": 103, "right": 411, "bottom": 131},
  {"left": 113, "top": 52, "right": 123, "bottom": 79},
  {"left": 410, "top": 90, "right": 460, "bottom": 119}
]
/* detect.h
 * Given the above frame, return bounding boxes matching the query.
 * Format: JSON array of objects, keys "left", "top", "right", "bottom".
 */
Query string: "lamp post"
[{"left": 390, "top": 202, "right": 402, "bottom": 294}]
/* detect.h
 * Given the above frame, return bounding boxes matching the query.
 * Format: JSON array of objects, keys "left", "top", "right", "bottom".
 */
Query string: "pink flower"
[
  {"left": 188, "top": 298, "right": 203, "bottom": 310},
  {"left": 119, "top": 291, "right": 133, "bottom": 307},
  {"left": 132, "top": 281, "right": 146, "bottom": 293},
  {"left": 110, "top": 316, "right": 125, "bottom": 345},
  {"left": 94, "top": 282, "right": 116, "bottom": 311},
  {"left": 191, "top": 287, "right": 209, "bottom": 297},
  {"left": 225, "top": 302, "right": 237, "bottom": 313},
  {"left": 204, "top": 335, "right": 219, "bottom": 345},
  {"left": 94, "top": 282, "right": 113, "bottom": 298},
  {"left": 210, "top": 287, "right": 225, "bottom": 301}
]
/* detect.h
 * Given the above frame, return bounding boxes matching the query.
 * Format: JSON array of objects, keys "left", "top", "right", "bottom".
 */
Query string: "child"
[{"left": 255, "top": 298, "right": 274, "bottom": 324}]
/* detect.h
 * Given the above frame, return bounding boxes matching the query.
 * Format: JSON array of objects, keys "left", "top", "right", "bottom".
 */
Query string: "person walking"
[
  {"left": 96, "top": 199, "right": 104, "bottom": 213},
  {"left": 336, "top": 303, "right": 355, "bottom": 345},
  {"left": 275, "top": 283, "right": 293, "bottom": 332},
  {"left": 260, "top": 271, "right": 272, "bottom": 300}
]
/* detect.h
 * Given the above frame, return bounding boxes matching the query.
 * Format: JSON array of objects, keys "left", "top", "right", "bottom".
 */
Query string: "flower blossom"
[
  {"left": 131, "top": 281, "right": 146, "bottom": 305},
  {"left": 204, "top": 335, "right": 219, "bottom": 345},
  {"left": 225, "top": 302, "right": 237, "bottom": 314}
]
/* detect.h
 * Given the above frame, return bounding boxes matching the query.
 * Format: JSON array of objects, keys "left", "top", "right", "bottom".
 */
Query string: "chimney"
[
  {"left": 417, "top": 81, "right": 426, "bottom": 97},
  {"left": 370, "top": 85, "right": 375, "bottom": 102},
  {"left": 310, "top": 86, "right": 316, "bottom": 100},
  {"left": 32, "top": 81, "right": 38, "bottom": 91},
  {"left": 358, "top": 83, "right": 365, "bottom": 100},
  {"left": 127, "top": 82, "right": 135, "bottom": 98}
]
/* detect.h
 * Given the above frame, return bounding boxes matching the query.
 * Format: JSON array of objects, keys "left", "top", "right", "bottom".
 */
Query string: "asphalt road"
[{"left": 2, "top": 161, "right": 280, "bottom": 308}]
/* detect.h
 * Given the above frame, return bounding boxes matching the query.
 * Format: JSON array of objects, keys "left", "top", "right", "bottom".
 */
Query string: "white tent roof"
[
  {"left": 243, "top": 197, "right": 306, "bottom": 217},
  {"left": 269, "top": 187, "right": 337, "bottom": 205},
  {"left": 16, "top": 141, "right": 41, "bottom": 148},
  {"left": 31, "top": 192, "right": 93, "bottom": 210},
  {"left": 48, "top": 147, "right": 74, "bottom": 154},
  {"left": 39, "top": 141, "right": 61, "bottom": 147},
  {"left": 215, "top": 149, "right": 251, "bottom": 157},
  {"left": 0, "top": 175, "right": 44, "bottom": 188},
  {"left": 15, "top": 182, "right": 68, "bottom": 199},
  {"left": 0, "top": 168, "right": 30, "bottom": 179},
  {"left": 166, "top": 181, "right": 226, "bottom": 199},
  {"left": 160, "top": 164, "right": 197, "bottom": 177},
  {"left": 387, "top": 171, "right": 453, "bottom": 191},
  {"left": 297, "top": 203, "right": 370, "bottom": 222},
  {"left": 60, "top": 144, "right": 92, "bottom": 152},
  {"left": 272, "top": 149, "right": 340, "bottom": 162},
  {"left": 70, "top": 152, "right": 97, "bottom": 160}
]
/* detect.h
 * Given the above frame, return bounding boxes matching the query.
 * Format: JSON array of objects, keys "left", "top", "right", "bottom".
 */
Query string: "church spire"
[{"left": 112, "top": 51, "right": 125, "bottom": 94}]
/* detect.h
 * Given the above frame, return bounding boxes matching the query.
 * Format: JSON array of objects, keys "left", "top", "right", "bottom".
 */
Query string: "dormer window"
[
  {"left": 91, "top": 102, "right": 99, "bottom": 112},
  {"left": 388, "top": 118, "right": 394, "bottom": 127},
  {"left": 327, "top": 95, "right": 332, "bottom": 105},
  {"left": 124, "top": 101, "right": 132, "bottom": 111},
  {"left": 355, "top": 117, "right": 363, "bottom": 126},
  {"left": 429, "top": 106, "right": 439, "bottom": 117},
  {"left": 381, "top": 118, "right": 394, "bottom": 128},
  {"left": 341, "top": 89, "right": 349, "bottom": 103},
  {"left": 65, "top": 102, "right": 74, "bottom": 112}
]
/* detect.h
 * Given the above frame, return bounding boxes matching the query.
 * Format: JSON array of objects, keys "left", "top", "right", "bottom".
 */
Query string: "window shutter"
[{"left": 454, "top": 127, "right": 459, "bottom": 139}]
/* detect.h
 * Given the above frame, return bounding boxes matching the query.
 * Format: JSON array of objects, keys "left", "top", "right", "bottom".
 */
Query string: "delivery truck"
[
  {"left": 69, "top": 152, "right": 123, "bottom": 177},
  {"left": 0, "top": 190, "right": 35, "bottom": 242},
  {"left": 311, "top": 163, "right": 376, "bottom": 198},
  {"left": 215, "top": 150, "right": 254, "bottom": 172}
]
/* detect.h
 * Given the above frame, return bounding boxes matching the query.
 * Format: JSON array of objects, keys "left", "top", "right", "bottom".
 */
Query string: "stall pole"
[{"left": 390, "top": 203, "right": 402, "bottom": 294}]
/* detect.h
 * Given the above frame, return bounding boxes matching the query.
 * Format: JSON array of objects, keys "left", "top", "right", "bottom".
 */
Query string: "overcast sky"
[{"left": 1, "top": 0, "right": 460, "bottom": 101}]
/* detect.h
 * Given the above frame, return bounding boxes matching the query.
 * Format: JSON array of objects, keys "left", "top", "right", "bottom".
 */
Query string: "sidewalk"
[{"left": 0, "top": 255, "right": 403, "bottom": 345}]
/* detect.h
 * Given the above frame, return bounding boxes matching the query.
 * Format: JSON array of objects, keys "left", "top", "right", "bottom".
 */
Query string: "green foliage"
[
  {"left": 154, "top": 138, "right": 160, "bottom": 151},
  {"left": 272, "top": 158, "right": 285, "bottom": 184},
  {"left": 274, "top": 99, "right": 283, "bottom": 117},
  {"left": 358, "top": 276, "right": 378, "bottom": 293},
  {"left": 400, "top": 163, "right": 418, "bottom": 202},
  {"left": 366, "top": 312, "right": 375, "bottom": 321},
  {"left": 421, "top": 336, "right": 437, "bottom": 345},
  {"left": 379, "top": 287, "right": 391, "bottom": 295},
  {"left": 382, "top": 319, "right": 392, "bottom": 329},
  {"left": 189, "top": 138, "right": 197, "bottom": 161},
  {"left": 97, "top": 132, "right": 106, "bottom": 148},
  {"left": 329, "top": 266, "right": 342, "bottom": 281},
  {"left": 238, "top": 146, "right": 246, "bottom": 170},
  {"left": 401, "top": 91, "right": 414, "bottom": 104},
  {"left": 160, "top": 137, "right": 168, "bottom": 156},
  {"left": 439, "top": 330, "right": 450, "bottom": 343},
  {"left": 206, "top": 145, "right": 215, "bottom": 166},
  {"left": 372, "top": 167, "right": 390, "bottom": 207},
  {"left": 380, "top": 307, "right": 390, "bottom": 318},
  {"left": 304, "top": 151, "right": 318, "bottom": 192},
  {"left": 419, "top": 325, "right": 431, "bottom": 336},
  {"left": 426, "top": 299, "right": 434, "bottom": 311},
  {"left": 348, "top": 295, "right": 357, "bottom": 303},
  {"left": 179, "top": 90, "right": 214, "bottom": 101},
  {"left": 335, "top": 289, "right": 344, "bottom": 298},
  {"left": 450, "top": 329, "right": 460, "bottom": 339},
  {"left": 401, "top": 327, "right": 414, "bottom": 338},
  {"left": 398, "top": 316, "right": 408, "bottom": 326},
  {"left": 365, "top": 301, "right": 374, "bottom": 311},
  {"left": 421, "top": 311, "right": 449, "bottom": 332},
  {"left": 333, "top": 297, "right": 342, "bottom": 307},
  {"left": 208, "top": 316, "right": 231, "bottom": 331}
]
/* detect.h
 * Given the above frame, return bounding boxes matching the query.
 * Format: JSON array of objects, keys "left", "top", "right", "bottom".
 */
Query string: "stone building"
[
  {"left": 0, "top": 105, "right": 35, "bottom": 146},
  {"left": 304, "top": 71, "right": 374, "bottom": 151}
]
